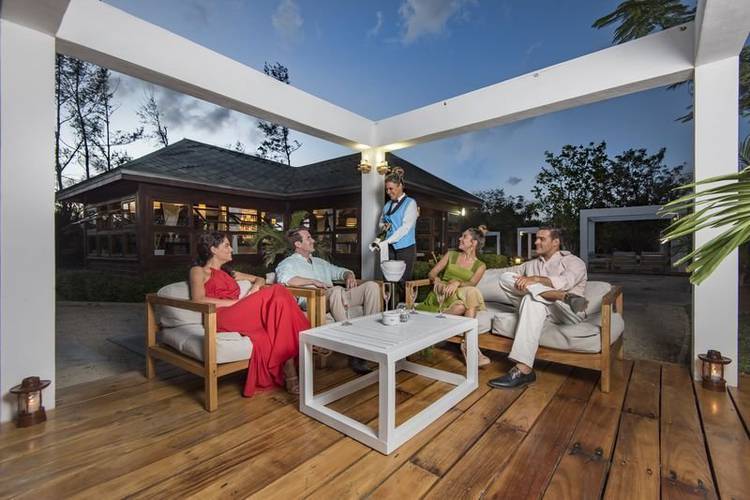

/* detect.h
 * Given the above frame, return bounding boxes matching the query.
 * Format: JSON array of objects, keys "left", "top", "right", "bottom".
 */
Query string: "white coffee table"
[{"left": 299, "top": 312, "right": 478, "bottom": 455}]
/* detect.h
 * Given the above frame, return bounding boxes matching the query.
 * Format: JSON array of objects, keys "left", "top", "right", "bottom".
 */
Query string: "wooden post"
[
  {"left": 600, "top": 301, "right": 612, "bottom": 393},
  {"left": 203, "top": 310, "right": 218, "bottom": 411},
  {"left": 145, "top": 297, "right": 158, "bottom": 379}
]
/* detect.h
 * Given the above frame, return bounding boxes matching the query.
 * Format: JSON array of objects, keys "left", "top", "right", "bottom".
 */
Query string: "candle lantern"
[
  {"left": 697, "top": 350, "right": 732, "bottom": 392},
  {"left": 10, "top": 376, "right": 51, "bottom": 427}
]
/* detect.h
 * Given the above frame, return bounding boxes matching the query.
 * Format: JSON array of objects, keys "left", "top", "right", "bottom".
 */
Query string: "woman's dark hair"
[
  {"left": 466, "top": 225, "right": 488, "bottom": 251},
  {"left": 195, "top": 231, "right": 234, "bottom": 275},
  {"left": 384, "top": 166, "right": 405, "bottom": 188}
]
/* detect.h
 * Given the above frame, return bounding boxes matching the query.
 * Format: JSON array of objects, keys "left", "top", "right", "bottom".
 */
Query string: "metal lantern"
[
  {"left": 10, "top": 376, "right": 51, "bottom": 427},
  {"left": 697, "top": 350, "right": 732, "bottom": 392}
]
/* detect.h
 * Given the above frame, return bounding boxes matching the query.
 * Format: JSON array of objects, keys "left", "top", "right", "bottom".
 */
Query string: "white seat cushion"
[
  {"left": 154, "top": 280, "right": 254, "bottom": 364},
  {"left": 156, "top": 280, "right": 252, "bottom": 328},
  {"left": 160, "top": 325, "right": 253, "bottom": 363}
]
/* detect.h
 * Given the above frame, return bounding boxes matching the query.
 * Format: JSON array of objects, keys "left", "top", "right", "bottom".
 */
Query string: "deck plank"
[
  {"left": 660, "top": 364, "right": 717, "bottom": 499},
  {"left": 422, "top": 363, "right": 572, "bottom": 499},
  {"left": 728, "top": 373, "right": 750, "bottom": 437},
  {"left": 181, "top": 374, "right": 442, "bottom": 499},
  {"left": 603, "top": 361, "right": 661, "bottom": 499},
  {"left": 543, "top": 359, "right": 634, "bottom": 500},
  {"left": 695, "top": 380, "right": 750, "bottom": 500},
  {"left": 368, "top": 461, "right": 440, "bottom": 499},
  {"left": 482, "top": 368, "right": 598, "bottom": 500}
]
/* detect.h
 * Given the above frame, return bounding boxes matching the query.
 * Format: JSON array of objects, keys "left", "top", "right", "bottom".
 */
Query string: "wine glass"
[
  {"left": 382, "top": 282, "right": 392, "bottom": 311},
  {"left": 341, "top": 292, "right": 352, "bottom": 326},
  {"left": 407, "top": 285, "right": 418, "bottom": 315},
  {"left": 435, "top": 283, "right": 447, "bottom": 318}
]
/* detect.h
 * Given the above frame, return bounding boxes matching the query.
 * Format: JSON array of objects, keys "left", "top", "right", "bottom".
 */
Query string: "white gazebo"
[{"left": 1, "top": 0, "right": 748, "bottom": 421}]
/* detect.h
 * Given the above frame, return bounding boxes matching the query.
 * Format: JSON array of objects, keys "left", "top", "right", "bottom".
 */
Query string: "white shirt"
[
  {"left": 505, "top": 251, "right": 587, "bottom": 296},
  {"left": 379, "top": 193, "right": 418, "bottom": 245}
]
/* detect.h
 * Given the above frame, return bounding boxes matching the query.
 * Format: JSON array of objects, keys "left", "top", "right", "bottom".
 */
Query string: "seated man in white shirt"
[
  {"left": 488, "top": 227, "right": 588, "bottom": 389},
  {"left": 276, "top": 227, "right": 382, "bottom": 374}
]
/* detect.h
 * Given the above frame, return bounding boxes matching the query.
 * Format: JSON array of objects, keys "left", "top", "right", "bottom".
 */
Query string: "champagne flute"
[
  {"left": 408, "top": 285, "right": 418, "bottom": 315},
  {"left": 435, "top": 283, "right": 447, "bottom": 318},
  {"left": 341, "top": 292, "right": 352, "bottom": 326},
  {"left": 383, "top": 282, "right": 392, "bottom": 311}
]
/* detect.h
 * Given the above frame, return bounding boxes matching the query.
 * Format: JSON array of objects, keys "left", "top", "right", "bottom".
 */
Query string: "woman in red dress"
[{"left": 189, "top": 232, "right": 309, "bottom": 395}]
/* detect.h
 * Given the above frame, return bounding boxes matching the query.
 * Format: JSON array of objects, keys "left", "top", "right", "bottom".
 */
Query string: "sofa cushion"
[
  {"left": 476, "top": 268, "right": 513, "bottom": 305},
  {"left": 156, "top": 280, "right": 253, "bottom": 328},
  {"left": 582, "top": 281, "right": 611, "bottom": 316},
  {"left": 160, "top": 324, "right": 253, "bottom": 363}
]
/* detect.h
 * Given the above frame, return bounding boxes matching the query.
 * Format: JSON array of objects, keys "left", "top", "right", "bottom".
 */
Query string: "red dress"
[{"left": 204, "top": 268, "right": 310, "bottom": 396}]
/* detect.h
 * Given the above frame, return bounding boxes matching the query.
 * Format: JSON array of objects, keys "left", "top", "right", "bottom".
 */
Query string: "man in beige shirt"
[{"left": 488, "top": 227, "right": 588, "bottom": 389}]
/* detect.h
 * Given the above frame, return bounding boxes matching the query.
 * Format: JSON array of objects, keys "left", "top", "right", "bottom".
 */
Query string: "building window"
[
  {"left": 84, "top": 197, "right": 137, "bottom": 259},
  {"left": 154, "top": 201, "right": 189, "bottom": 226},
  {"left": 154, "top": 232, "right": 190, "bottom": 256}
]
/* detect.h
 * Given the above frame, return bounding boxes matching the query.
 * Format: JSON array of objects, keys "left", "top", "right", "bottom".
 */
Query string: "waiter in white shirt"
[{"left": 377, "top": 167, "right": 418, "bottom": 302}]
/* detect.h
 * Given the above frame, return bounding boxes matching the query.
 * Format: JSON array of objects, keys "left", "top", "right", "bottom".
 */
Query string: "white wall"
[{"left": 0, "top": 20, "right": 57, "bottom": 422}]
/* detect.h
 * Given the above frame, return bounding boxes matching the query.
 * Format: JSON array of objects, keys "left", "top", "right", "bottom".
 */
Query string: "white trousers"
[{"left": 499, "top": 272, "right": 582, "bottom": 367}]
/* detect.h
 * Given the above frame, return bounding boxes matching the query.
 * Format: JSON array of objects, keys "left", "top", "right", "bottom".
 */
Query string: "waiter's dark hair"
[{"left": 384, "top": 166, "right": 405, "bottom": 188}]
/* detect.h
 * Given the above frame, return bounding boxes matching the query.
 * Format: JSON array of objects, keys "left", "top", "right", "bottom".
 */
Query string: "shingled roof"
[{"left": 57, "top": 138, "right": 481, "bottom": 205}]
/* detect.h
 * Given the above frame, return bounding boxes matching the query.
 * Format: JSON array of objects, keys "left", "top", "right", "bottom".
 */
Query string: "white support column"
[
  {"left": 360, "top": 149, "right": 385, "bottom": 280},
  {"left": 692, "top": 57, "right": 739, "bottom": 386},
  {"left": 0, "top": 20, "right": 57, "bottom": 422}
]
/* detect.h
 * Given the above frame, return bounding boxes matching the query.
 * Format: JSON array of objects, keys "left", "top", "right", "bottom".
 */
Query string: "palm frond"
[{"left": 659, "top": 166, "right": 750, "bottom": 284}]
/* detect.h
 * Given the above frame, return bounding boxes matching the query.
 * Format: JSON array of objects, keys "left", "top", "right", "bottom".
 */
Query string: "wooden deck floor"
[{"left": 1, "top": 349, "right": 748, "bottom": 499}]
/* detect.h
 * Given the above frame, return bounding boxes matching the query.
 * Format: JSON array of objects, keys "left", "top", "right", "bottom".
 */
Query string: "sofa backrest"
[
  {"left": 156, "top": 280, "right": 252, "bottom": 328},
  {"left": 476, "top": 270, "right": 610, "bottom": 316}
]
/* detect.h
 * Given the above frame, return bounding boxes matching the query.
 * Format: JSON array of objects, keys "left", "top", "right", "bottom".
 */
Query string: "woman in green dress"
[{"left": 417, "top": 226, "right": 490, "bottom": 366}]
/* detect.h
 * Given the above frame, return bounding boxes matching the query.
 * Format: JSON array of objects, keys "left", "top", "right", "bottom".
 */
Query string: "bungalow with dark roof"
[{"left": 56, "top": 139, "right": 481, "bottom": 275}]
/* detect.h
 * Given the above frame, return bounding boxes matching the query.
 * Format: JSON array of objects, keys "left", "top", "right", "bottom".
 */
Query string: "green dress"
[{"left": 417, "top": 251, "right": 486, "bottom": 312}]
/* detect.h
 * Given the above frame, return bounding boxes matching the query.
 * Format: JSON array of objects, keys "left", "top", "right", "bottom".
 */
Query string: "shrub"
[{"left": 478, "top": 254, "right": 509, "bottom": 268}]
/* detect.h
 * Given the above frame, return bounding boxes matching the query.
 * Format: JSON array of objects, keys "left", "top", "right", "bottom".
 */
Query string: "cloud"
[
  {"left": 368, "top": 11, "right": 384, "bottom": 38},
  {"left": 506, "top": 176, "right": 522, "bottom": 185},
  {"left": 398, "top": 0, "right": 476, "bottom": 44},
  {"left": 272, "top": 0, "right": 304, "bottom": 43}
]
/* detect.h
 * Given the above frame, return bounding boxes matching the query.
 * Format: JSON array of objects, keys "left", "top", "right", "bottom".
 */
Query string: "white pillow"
[
  {"left": 476, "top": 268, "right": 513, "bottom": 305},
  {"left": 156, "top": 279, "right": 253, "bottom": 328}
]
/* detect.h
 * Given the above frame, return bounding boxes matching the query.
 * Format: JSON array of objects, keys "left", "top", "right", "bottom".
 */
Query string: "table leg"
[
  {"left": 378, "top": 360, "right": 396, "bottom": 448},
  {"left": 300, "top": 341, "right": 314, "bottom": 409}
]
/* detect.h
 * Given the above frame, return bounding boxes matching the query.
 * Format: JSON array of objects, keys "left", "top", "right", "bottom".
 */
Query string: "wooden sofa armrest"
[
  {"left": 284, "top": 286, "right": 326, "bottom": 327},
  {"left": 405, "top": 279, "right": 432, "bottom": 308},
  {"left": 146, "top": 293, "right": 216, "bottom": 313},
  {"left": 598, "top": 286, "right": 623, "bottom": 364},
  {"left": 601, "top": 285, "right": 623, "bottom": 314}
]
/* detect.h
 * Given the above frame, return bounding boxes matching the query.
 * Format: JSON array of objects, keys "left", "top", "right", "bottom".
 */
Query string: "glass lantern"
[
  {"left": 697, "top": 350, "right": 732, "bottom": 392},
  {"left": 10, "top": 376, "right": 51, "bottom": 427}
]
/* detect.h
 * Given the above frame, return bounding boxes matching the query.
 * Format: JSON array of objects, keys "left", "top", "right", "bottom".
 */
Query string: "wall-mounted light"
[
  {"left": 357, "top": 159, "right": 372, "bottom": 174},
  {"left": 376, "top": 161, "right": 391, "bottom": 175},
  {"left": 460, "top": 207, "right": 466, "bottom": 216}
]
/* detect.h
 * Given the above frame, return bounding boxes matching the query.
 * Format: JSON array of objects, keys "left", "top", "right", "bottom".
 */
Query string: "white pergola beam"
[
  {"left": 694, "top": 0, "right": 750, "bottom": 66},
  {"left": 54, "top": 0, "right": 373, "bottom": 149},
  {"left": 372, "top": 25, "right": 695, "bottom": 148}
]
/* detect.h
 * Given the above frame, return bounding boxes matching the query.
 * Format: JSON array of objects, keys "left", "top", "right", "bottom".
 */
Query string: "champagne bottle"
[{"left": 369, "top": 224, "right": 390, "bottom": 252}]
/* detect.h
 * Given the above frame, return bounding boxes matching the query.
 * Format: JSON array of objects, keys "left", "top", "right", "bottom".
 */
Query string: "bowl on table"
[
  {"left": 381, "top": 260, "right": 406, "bottom": 282},
  {"left": 381, "top": 310, "right": 401, "bottom": 326}
]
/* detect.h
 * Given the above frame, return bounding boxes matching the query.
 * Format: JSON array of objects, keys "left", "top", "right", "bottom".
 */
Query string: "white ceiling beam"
[
  {"left": 372, "top": 24, "right": 695, "bottom": 149},
  {"left": 0, "top": 0, "right": 70, "bottom": 36},
  {"left": 54, "top": 0, "right": 373, "bottom": 148},
  {"left": 694, "top": 0, "right": 750, "bottom": 66}
]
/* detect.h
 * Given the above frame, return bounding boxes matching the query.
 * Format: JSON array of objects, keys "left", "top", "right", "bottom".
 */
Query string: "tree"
[
  {"left": 593, "top": 0, "right": 750, "bottom": 121},
  {"left": 91, "top": 67, "right": 143, "bottom": 172},
  {"left": 466, "top": 188, "right": 538, "bottom": 255},
  {"left": 55, "top": 55, "right": 82, "bottom": 191},
  {"left": 256, "top": 62, "right": 301, "bottom": 165},
  {"left": 137, "top": 88, "right": 169, "bottom": 147},
  {"left": 531, "top": 142, "right": 686, "bottom": 252},
  {"left": 66, "top": 57, "right": 104, "bottom": 180}
]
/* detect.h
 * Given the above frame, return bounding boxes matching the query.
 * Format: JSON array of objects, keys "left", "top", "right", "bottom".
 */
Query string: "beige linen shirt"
[{"left": 506, "top": 251, "right": 587, "bottom": 296}]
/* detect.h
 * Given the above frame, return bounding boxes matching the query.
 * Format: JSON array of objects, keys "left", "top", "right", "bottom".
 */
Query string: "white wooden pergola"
[{"left": 1, "top": 0, "right": 748, "bottom": 422}]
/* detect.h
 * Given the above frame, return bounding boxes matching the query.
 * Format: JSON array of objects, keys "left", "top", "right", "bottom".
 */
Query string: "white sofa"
[{"left": 406, "top": 267, "right": 625, "bottom": 392}]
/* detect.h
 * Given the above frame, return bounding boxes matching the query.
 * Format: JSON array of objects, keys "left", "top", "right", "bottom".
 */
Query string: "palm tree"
[
  {"left": 593, "top": 0, "right": 749, "bottom": 122},
  {"left": 660, "top": 162, "right": 750, "bottom": 285},
  {"left": 592, "top": 0, "right": 695, "bottom": 43}
]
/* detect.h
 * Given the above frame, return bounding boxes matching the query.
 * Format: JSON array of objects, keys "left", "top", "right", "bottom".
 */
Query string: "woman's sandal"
[{"left": 285, "top": 375, "right": 300, "bottom": 395}]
